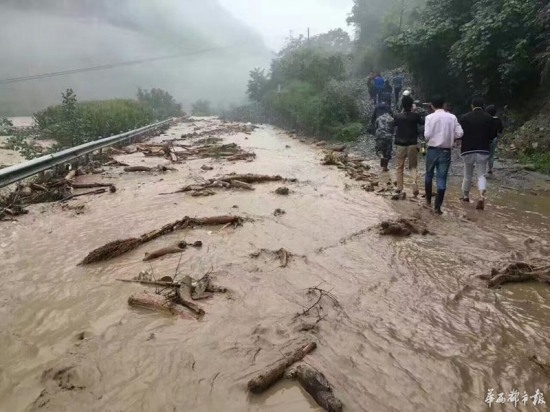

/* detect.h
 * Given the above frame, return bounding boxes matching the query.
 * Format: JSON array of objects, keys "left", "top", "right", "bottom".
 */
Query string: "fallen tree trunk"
[
  {"left": 144, "top": 242, "right": 187, "bottom": 261},
  {"left": 285, "top": 363, "right": 343, "bottom": 412},
  {"left": 128, "top": 293, "right": 194, "bottom": 319},
  {"left": 69, "top": 182, "right": 115, "bottom": 190},
  {"left": 480, "top": 262, "right": 550, "bottom": 288},
  {"left": 247, "top": 341, "right": 317, "bottom": 394},
  {"left": 80, "top": 216, "right": 241, "bottom": 265}
]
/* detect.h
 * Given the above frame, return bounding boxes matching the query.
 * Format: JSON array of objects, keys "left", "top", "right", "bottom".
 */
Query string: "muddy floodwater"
[{"left": 1, "top": 119, "right": 549, "bottom": 412}]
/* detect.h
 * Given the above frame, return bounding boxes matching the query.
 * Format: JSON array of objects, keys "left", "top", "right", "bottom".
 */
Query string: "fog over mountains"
[{"left": 0, "top": 0, "right": 271, "bottom": 114}]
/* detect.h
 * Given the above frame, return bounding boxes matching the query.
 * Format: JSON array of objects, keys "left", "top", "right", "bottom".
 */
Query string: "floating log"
[
  {"left": 247, "top": 341, "right": 317, "bottom": 394},
  {"left": 69, "top": 182, "right": 116, "bottom": 190},
  {"left": 285, "top": 363, "right": 343, "bottom": 412},
  {"left": 80, "top": 216, "right": 241, "bottom": 265},
  {"left": 277, "top": 248, "right": 289, "bottom": 268},
  {"left": 117, "top": 279, "right": 180, "bottom": 287},
  {"left": 124, "top": 166, "right": 154, "bottom": 172},
  {"left": 128, "top": 293, "right": 194, "bottom": 319}
]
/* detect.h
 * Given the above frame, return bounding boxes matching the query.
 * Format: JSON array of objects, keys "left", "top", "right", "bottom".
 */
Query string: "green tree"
[
  {"left": 191, "top": 100, "right": 212, "bottom": 116},
  {"left": 247, "top": 68, "right": 269, "bottom": 102},
  {"left": 137, "top": 88, "right": 183, "bottom": 120}
]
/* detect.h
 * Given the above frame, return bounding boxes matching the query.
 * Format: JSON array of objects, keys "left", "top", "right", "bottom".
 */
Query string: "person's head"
[
  {"left": 443, "top": 102, "right": 453, "bottom": 112},
  {"left": 402, "top": 95, "right": 414, "bottom": 112},
  {"left": 486, "top": 104, "right": 497, "bottom": 116},
  {"left": 431, "top": 95, "right": 445, "bottom": 110},
  {"left": 471, "top": 96, "right": 485, "bottom": 110}
]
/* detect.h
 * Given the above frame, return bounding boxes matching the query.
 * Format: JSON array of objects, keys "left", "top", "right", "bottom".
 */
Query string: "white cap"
[{"left": 403, "top": 90, "right": 411, "bottom": 96}]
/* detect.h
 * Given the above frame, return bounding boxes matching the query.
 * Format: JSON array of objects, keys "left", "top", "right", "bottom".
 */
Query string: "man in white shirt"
[{"left": 424, "top": 96, "right": 464, "bottom": 214}]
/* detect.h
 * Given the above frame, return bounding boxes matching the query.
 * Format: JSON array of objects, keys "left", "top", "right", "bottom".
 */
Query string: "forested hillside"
[{"left": 225, "top": 0, "right": 550, "bottom": 171}]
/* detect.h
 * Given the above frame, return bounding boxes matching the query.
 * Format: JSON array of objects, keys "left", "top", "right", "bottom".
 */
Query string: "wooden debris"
[
  {"left": 176, "top": 277, "right": 205, "bottom": 318},
  {"left": 69, "top": 182, "right": 116, "bottom": 191},
  {"left": 62, "top": 188, "right": 107, "bottom": 202},
  {"left": 285, "top": 363, "right": 343, "bottom": 412},
  {"left": 230, "top": 180, "right": 255, "bottom": 190},
  {"left": 143, "top": 241, "right": 202, "bottom": 261},
  {"left": 275, "top": 187, "right": 290, "bottom": 196},
  {"left": 247, "top": 341, "right": 317, "bottom": 393},
  {"left": 378, "top": 218, "right": 429, "bottom": 237},
  {"left": 479, "top": 262, "right": 550, "bottom": 288},
  {"left": 128, "top": 293, "right": 194, "bottom": 319},
  {"left": 80, "top": 216, "right": 242, "bottom": 264},
  {"left": 277, "top": 248, "right": 289, "bottom": 268},
  {"left": 274, "top": 208, "right": 286, "bottom": 216}
]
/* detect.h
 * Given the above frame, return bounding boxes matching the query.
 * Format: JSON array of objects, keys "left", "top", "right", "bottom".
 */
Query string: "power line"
[{"left": 0, "top": 44, "right": 235, "bottom": 85}]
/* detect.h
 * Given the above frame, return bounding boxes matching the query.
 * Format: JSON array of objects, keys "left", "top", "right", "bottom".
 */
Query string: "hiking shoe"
[
  {"left": 460, "top": 197, "right": 470, "bottom": 202},
  {"left": 434, "top": 208, "right": 443, "bottom": 215},
  {"left": 476, "top": 198, "right": 485, "bottom": 210},
  {"left": 413, "top": 189, "right": 419, "bottom": 198}
]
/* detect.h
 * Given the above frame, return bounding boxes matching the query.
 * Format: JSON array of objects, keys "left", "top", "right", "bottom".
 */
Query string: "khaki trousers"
[{"left": 396, "top": 144, "right": 419, "bottom": 192}]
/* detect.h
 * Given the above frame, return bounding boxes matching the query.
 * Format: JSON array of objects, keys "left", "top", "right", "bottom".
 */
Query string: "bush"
[
  {"left": 7, "top": 88, "right": 178, "bottom": 158},
  {"left": 191, "top": 100, "right": 213, "bottom": 116}
]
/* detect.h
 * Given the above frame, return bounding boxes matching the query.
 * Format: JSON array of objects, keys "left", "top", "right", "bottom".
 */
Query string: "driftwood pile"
[
  {"left": 479, "top": 262, "right": 550, "bottom": 288},
  {"left": 0, "top": 174, "right": 116, "bottom": 220},
  {"left": 377, "top": 218, "right": 430, "bottom": 237},
  {"left": 80, "top": 215, "right": 242, "bottom": 265},
  {"left": 247, "top": 341, "right": 343, "bottom": 412},
  {"left": 164, "top": 174, "right": 291, "bottom": 197},
  {"left": 321, "top": 152, "right": 376, "bottom": 184},
  {"left": 125, "top": 272, "right": 227, "bottom": 320}
]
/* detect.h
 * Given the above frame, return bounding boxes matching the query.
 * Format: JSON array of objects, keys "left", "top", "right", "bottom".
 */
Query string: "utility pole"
[
  {"left": 307, "top": 28, "right": 310, "bottom": 46},
  {"left": 399, "top": 0, "right": 405, "bottom": 33}
]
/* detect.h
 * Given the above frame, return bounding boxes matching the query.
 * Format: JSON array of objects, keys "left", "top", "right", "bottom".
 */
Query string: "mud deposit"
[{"left": 1, "top": 118, "right": 549, "bottom": 411}]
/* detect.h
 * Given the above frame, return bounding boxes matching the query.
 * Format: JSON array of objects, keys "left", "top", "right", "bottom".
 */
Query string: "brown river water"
[{"left": 1, "top": 119, "right": 549, "bottom": 412}]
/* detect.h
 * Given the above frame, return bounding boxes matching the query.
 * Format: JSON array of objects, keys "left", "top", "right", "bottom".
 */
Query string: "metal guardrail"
[{"left": 0, "top": 118, "right": 173, "bottom": 188}]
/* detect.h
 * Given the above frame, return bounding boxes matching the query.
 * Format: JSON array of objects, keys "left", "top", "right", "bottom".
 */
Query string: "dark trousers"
[
  {"left": 425, "top": 147, "right": 451, "bottom": 190},
  {"left": 394, "top": 87, "right": 402, "bottom": 105}
]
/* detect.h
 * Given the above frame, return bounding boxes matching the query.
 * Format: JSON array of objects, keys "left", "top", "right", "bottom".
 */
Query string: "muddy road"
[{"left": 1, "top": 119, "right": 549, "bottom": 412}]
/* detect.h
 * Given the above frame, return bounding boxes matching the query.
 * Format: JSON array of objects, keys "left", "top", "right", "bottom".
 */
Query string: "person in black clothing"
[
  {"left": 393, "top": 95, "right": 424, "bottom": 197},
  {"left": 459, "top": 97, "right": 495, "bottom": 210},
  {"left": 485, "top": 105, "right": 504, "bottom": 174},
  {"left": 379, "top": 80, "right": 393, "bottom": 109}
]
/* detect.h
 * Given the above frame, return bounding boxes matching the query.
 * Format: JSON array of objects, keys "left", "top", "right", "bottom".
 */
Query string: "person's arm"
[
  {"left": 424, "top": 115, "right": 432, "bottom": 141},
  {"left": 454, "top": 116, "right": 464, "bottom": 140},
  {"left": 497, "top": 118, "right": 504, "bottom": 135},
  {"left": 371, "top": 110, "right": 377, "bottom": 128}
]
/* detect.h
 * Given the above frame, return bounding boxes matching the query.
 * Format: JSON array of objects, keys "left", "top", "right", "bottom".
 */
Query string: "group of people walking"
[
  {"left": 371, "top": 94, "right": 504, "bottom": 215},
  {"left": 367, "top": 71, "right": 405, "bottom": 110}
]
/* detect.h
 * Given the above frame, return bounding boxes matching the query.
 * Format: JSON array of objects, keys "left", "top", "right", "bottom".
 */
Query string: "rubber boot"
[
  {"left": 380, "top": 158, "right": 385, "bottom": 169},
  {"left": 425, "top": 182, "right": 433, "bottom": 206},
  {"left": 381, "top": 158, "right": 389, "bottom": 172},
  {"left": 434, "top": 189, "right": 445, "bottom": 215}
]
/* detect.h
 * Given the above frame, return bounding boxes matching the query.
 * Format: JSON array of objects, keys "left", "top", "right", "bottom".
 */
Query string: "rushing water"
[{"left": 0, "top": 119, "right": 549, "bottom": 411}]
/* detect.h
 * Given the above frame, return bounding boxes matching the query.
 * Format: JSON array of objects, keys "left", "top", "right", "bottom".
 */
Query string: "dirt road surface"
[{"left": 1, "top": 118, "right": 549, "bottom": 411}]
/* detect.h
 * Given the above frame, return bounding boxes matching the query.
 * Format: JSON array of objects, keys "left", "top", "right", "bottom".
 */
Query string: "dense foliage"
[
  {"left": 191, "top": 100, "right": 213, "bottom": 116},
  {"left": 137, "top": 88, "right": 184, "bottom": 120},
  {"left": 225, "top": 30, "right": 365, "bottom": 140},
  {"left": 7, "top": 88, "right": 180, "bottom": 159}
]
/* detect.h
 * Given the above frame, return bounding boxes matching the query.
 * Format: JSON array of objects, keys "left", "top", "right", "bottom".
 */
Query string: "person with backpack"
[
  {"left": 424, "top": 96, "right": 464, "bottom": 214},
  {"left": 371, "top": 102, "right": 394, "bottom": 172},
  {"left": 485, "top": 105, "right": 504, "bottom": 174},
  {"left": 373, "top": 72, "right": 385, "bottom": 104},
  {"left": 392, "top": 71, "right": 405, "bottom": 107},
  {"left": 393, "top": 95, "right": 424, "bottom": 197},
  {"left": 459, "top": 97, "right": 496, "bottom": 210}
]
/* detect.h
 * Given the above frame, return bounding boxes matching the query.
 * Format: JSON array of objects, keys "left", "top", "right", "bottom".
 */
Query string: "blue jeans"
[{"left": 425, "top": 147, "right": 451, "bottom": 190}]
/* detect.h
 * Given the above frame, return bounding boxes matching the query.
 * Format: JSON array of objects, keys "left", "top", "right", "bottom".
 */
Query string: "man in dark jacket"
[
  {"left": 393, "top": 95, "right": 424, "bottom": 197},
  {"left": 459, "top": 97, "right": 495, "bottom": 210}
]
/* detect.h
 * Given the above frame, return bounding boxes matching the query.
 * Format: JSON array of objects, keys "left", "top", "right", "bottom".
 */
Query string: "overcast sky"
[{"left": 218, "top": 0, "right": 354, "bottom": 50}]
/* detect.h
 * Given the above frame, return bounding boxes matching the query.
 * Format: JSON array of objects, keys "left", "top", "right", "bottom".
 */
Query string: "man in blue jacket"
[{"left": 459, "top": 97, "right": 495, "bottom": 210}]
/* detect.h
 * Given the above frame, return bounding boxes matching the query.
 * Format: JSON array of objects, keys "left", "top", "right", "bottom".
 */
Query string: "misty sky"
[{"left": 218, "top": 0, "right": 354, "bottom": 50}]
